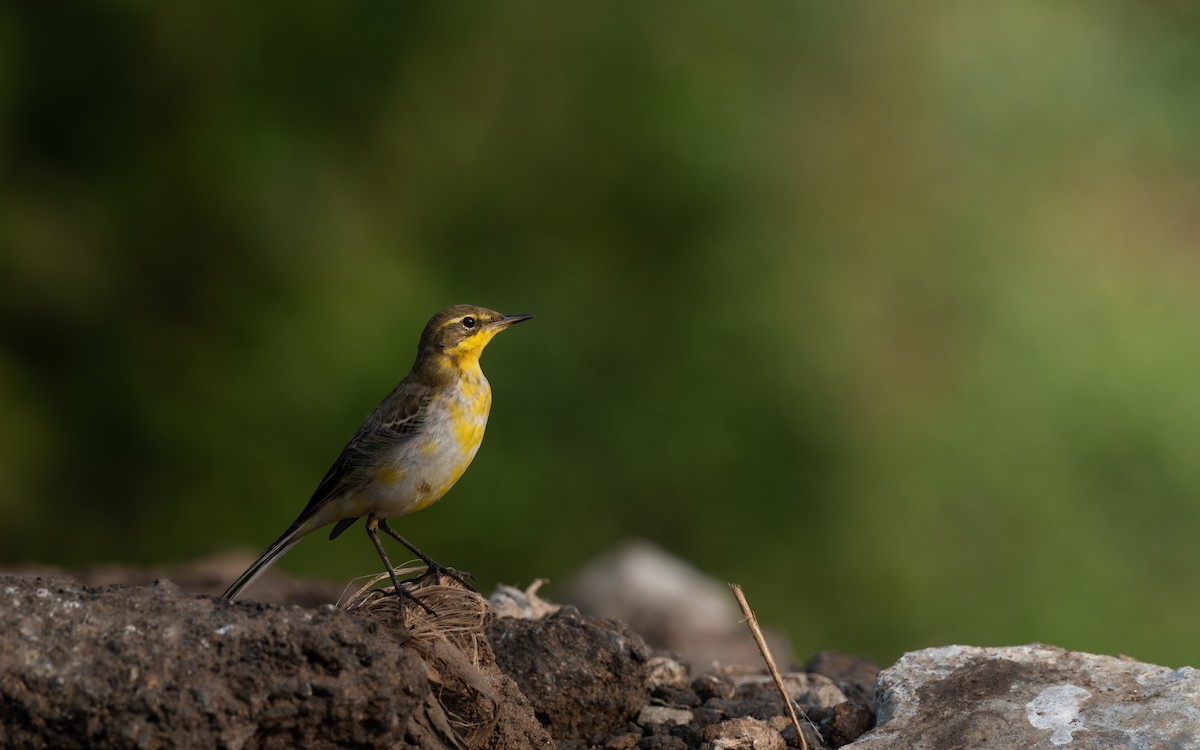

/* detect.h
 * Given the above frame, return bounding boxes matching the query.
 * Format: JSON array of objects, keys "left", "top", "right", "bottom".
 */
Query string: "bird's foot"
[
  {"left": 387, "top": 583, "right": 436, "bottom": 616},
  {"left": 420, "top": 564, "right": 476, "bottom": 592}
]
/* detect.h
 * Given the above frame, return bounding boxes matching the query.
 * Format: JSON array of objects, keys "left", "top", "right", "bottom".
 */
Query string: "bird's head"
[{"left": 416, "top": 304, "right": 534, "bottom": 369}]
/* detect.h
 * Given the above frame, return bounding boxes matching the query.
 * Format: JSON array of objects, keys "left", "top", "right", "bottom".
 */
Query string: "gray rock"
[
  {"left": 638, "top": 705, "right": 695, "bottom": 726},
  {"left": 646, "top": 654, "right": 691, "bottom": 689},
  {"left": 562, "top": 540, "right": 793, "bottom": 671},
  {"left": 488, "top": 579, "right": 561, "bottom": 619},
  {"left": 848, "top": 643, "right": 1200, "bottom": 749}
]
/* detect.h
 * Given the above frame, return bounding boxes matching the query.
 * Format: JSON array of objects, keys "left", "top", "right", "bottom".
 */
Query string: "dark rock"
[
  {"left": 691, "top": 705, "right": 728, "bottom": 729},
  {"left": 603, "top": 730, "right": 643, "bottom": 750},
  {"left": 0, "top": 575, "right": 426, "bottom": 749},
  {"left": 0, "top": 573, "right": 557, "bottom": 750},
  {"left": 593, "top": 722, "right": 644, "bottom": 749},
  {"left": 487, "top": 604, "right": 653, "bottom": 741},
  {"left": 692, "top": 672, "right": 736, "bottom": 701},
  {"left": 827, "top": 701, "right": 873, "bottom": 747},
  {"left": 704, "top": 697, "right": 783, "bottom": 722},
  {"left": 637, "top": 734, "right": 687, "bottom": 750},
  {"left": 731, "top": 672, "right": 847, "bottom": 718},
  {"left": 4, "top": 555, "right": 345, "bottom": 607},
  {"left": 781, "top": 721, "right": 829, "bottom": 750},
  {"left": 667, "top": 721, "right": 704, "bottom": 747},
  {"left": 804, "top": 651, "right": 880, "bottom": 706},
  {"left": 651, "top": 684, "right": 702, "bottom": 708}
]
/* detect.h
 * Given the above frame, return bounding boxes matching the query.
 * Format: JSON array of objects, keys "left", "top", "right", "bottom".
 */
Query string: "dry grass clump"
[
  {"left": 340, "top": 566, "right": 500, "bottom": 747},
  {"left": 341, "top": 566, "right": 491, "bottom": 658}
]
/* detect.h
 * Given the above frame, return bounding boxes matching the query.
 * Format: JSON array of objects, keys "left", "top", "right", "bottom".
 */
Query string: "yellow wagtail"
[{"left": 223, "top": 304, "right": 533, "bottom": 602}]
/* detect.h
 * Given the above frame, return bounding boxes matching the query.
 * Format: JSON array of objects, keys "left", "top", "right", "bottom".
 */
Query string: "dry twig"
[{"left": 730, "top": 583, "right": 811, "bottom": 750}]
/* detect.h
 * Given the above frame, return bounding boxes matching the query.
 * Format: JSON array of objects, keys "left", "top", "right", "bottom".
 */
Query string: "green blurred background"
[{"left": 4, "top": 1, "right": 1200, "bottom": 668}]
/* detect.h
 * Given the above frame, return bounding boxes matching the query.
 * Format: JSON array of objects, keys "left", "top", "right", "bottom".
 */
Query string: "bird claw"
[
  {"left": 419, "top": 564, "right": 476, "bottom": 592},
  {"left": 379, "top": 565, "right": 473, "bottom": 617},
  {"left": 385, "top": 582, "right": 436, "bottom": 615}
]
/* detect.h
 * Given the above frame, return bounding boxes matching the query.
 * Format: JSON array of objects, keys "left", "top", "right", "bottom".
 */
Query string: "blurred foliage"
[{"left": 4, "top": 1, "right": 1200, "bottom": 667}]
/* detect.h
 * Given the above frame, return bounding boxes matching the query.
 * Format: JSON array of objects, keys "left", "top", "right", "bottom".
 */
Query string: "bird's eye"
[{"left": 461, "top": 316, "right": 477, "bottom": 329}]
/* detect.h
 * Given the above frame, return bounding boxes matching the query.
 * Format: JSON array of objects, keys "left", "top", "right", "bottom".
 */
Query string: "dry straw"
[{"left": 730, "top": 582, "right": 813, "bottom": 750}]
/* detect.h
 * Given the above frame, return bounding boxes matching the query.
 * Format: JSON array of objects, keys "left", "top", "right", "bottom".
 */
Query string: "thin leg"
[
  {"left": 377, "top": 518, "right": 476, "bottom": 592},
  {"left": 365, "top": 517, "right": 434, "bottom": 614}
]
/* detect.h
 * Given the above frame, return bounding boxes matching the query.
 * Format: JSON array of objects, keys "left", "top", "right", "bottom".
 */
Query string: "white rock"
[{"left": 847, "top": 643, "right": 1200, "bottom": 749}]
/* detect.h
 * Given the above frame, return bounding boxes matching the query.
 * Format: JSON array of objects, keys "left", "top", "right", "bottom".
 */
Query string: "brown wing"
[{"left": 293, "top": 379, "right": 433, "bottom": 525}]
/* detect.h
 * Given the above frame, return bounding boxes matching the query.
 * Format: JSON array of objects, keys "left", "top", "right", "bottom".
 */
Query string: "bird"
[{"left": 223, "top": 304, "right": 533, "bottom": 603}]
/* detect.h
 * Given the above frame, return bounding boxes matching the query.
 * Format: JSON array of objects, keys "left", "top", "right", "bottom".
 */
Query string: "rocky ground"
[
  {"left": 3, "top": 547, "right": 1195, "bottom": 749},
  {"left": 0, "top": 568, "right": 874, "bottom": 749}
]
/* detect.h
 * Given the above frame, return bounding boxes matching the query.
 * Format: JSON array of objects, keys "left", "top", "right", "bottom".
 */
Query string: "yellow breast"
[{"left": 396, "top": 370, "right": 492, "bottom": 514}]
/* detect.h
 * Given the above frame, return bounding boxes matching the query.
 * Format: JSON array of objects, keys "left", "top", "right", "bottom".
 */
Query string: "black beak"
[{"left": 498, "top": 313, "right": 535, "bottom": 327}]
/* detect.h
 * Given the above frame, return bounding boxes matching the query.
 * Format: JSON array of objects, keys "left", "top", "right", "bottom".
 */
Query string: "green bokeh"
[{"left": 4, "top": 1, "right": 1200, "bottom": 667}]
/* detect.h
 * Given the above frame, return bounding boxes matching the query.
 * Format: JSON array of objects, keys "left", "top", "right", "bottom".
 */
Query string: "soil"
[{"left": 0, "top": 565, "right": 879, "bottom": 749}]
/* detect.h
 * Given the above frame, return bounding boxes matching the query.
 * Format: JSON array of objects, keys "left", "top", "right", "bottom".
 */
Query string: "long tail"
[{"left": 223, "top": 520, "right": 308, "bottom": 600}]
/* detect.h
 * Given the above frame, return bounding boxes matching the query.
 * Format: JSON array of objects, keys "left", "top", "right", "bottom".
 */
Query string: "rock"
[
  {"left": 651, "top": 683, "right": 702, "bottom": 709},
  {"left": 638, "top": 735, "right": 687, "bottom": 749},
  {"left": 729, "top": 671, "right": 848, "bottom": 719},
  {"left": 693, "top": 673, "right": 738, "bottom": 702},
  {"left": 488, "top": 579, "right": 561, "bottom": 620},
  {"left": 647, "top": 654, "right": 691, "bottom": 690},
  {"left": 562, "top": 540, "right": 793, "bottom": 671},
  {"left": 827, "top": 701, "right": 873, "bottom": 747},
  {"left": 804, "top": 651, "right": 881, "bottom": 706},
  {"left": 0, "top": 575, "right": 427, "bottom": 749},
  {"left": 848, "top": 643, "right": 1200, "bottom": 749},
  {"left": 604, "top": 730, "right": 644, "bottom": 750},
  {"left": 638, "top": 705, "right": 696, "bottom": 726},
  {"left": 701, "top": 717, "right": 786, "bottom": 750},
  {"left": 651, "top": 666, "right": 860, "bottom": 748},
  {"left": 4, "top": 554, "right": 347, "bottom": 607},
  {"left": 487, "top": 605, "right": 653, "bottom": 741}
]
